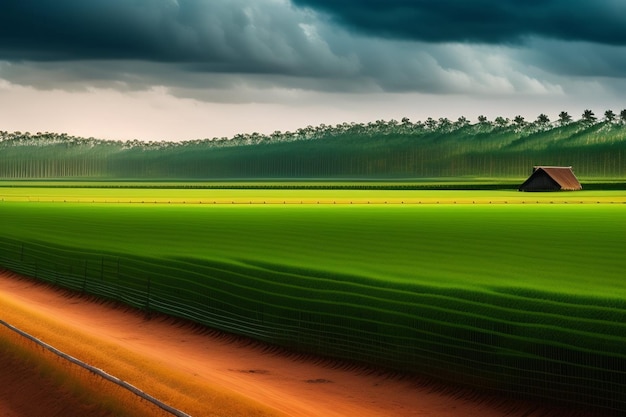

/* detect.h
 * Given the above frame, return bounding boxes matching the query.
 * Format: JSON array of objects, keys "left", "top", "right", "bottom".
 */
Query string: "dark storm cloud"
[
  {"left": 292, "top": 0, "right": 626, "bottom": 45},
  {"left": 518, "top": 39, "right": 626, "bottom": 78},
  {"left": 0, "top": 0, "right": 623, "bottom": 100},
  {"left": 0, "top": 0, "right": 349, "bottom": 76},
  {"left": 1, "top": 0, "right": 461, "bottom": 94},
  {"left": 1, "top": 0, "right": 183, "bottom": 61}
]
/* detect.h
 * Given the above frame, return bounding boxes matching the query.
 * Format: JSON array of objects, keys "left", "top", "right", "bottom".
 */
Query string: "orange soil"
[
  {"left": 0, "top": 328, "right": 171, "bottom": 417},
  {"left": 0, "top": 270, "right": 601, "bottom": 417},
  {"left": 0, "top": 340, "right": 112, "bottom": 417}
]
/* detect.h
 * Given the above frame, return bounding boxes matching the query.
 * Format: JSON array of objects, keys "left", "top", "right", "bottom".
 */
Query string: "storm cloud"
[
  {"left": 0, "top": 0, "right": 356, "bottom": 76},
  {"left": 0, "top": 0, "right": 569, "bottom": 96},
  {"left": 0, "top": 0, "right": 624, "bottom": 128},
  {"left": 292, "top": 0, "right": 626, "bottom": 45}
]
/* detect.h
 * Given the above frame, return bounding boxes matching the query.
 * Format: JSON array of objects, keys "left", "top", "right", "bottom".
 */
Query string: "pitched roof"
[{"left": 519, "top": 166, "right": 582, "bottom": 191}]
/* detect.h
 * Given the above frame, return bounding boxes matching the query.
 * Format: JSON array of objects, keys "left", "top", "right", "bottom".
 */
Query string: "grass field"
[
  {"left": 1, "top": 184, "right": 625, "bottom": 412},
  {"left": 1, "top": 201, "right": 625, "bottom": 295}
]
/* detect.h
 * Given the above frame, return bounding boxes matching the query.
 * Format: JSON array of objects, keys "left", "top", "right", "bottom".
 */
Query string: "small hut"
[{"left": 519, "top": 166, "right": 582, "bottom": 192}]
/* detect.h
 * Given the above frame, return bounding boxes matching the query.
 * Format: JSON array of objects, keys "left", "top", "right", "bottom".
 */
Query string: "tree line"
[{"left": 1, "top": 109, "right": 626, "bottom": 179}]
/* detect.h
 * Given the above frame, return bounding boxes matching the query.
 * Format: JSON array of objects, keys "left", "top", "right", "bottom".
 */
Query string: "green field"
[
  {"left": 2, "top": 182, "right": 626, "bottom": 204},
  {"left": 1, "top": 186, "right": 625, "bottom": 412},
  {"left": 1, "top": 201, "right": 625, "bottom": 295}
]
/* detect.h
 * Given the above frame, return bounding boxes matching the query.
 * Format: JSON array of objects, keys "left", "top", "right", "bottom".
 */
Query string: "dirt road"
[{"left": 0, "top": 270, "right": 592, "bottom": 416}]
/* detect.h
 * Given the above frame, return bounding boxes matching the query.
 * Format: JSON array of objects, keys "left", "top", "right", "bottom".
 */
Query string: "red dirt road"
[{"left": 0, "top": 271, "right": 595, "bottom": 417}]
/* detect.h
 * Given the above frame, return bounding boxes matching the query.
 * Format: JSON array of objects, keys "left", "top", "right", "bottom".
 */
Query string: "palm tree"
[
  {"left": 604, "top": 110, "right": 616, "bottom": 123},
  {"left": 536, "top": 113, "right": 550, "bottom": 126},
  {"left": 513, "top": 115, "right": 526, "bottom": 128},
  {"left": 438, "top": 117, "right": 452, "bottom": 131},
  {"left": 558, "top": 111, "right": 572, "bottom": 126},
  {"left": 477, "top": 115, "right": 488, "bottom": 124},
  {"left": 400, "top": 117, "right": 412, "bottom": 133},
  {"left": 582, "top": 109, "right": 597, "bottom": 124},
  {"left": 494, "top": 116, "right": 509, "bottom": 128},
  {"left": 455, "top": 116, "right": 469, "bottom": 128}
]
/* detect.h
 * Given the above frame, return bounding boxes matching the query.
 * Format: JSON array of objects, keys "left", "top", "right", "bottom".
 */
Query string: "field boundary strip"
[
  {"left": 3, "top": 199, "right": 626, "bottom": 205},
  {"left": 0, "top": 319, "right": 192, "bottom": 417}
]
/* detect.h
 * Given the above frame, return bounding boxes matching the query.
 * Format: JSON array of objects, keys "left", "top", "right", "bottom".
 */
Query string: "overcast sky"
[{"left": 1, "top": 0, "right": 625, "bottom": 141}]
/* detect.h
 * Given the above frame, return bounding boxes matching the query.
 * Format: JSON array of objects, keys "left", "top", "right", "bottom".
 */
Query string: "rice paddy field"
[{"left": 1, "top": 183, "right": 625, "bottom": 413}]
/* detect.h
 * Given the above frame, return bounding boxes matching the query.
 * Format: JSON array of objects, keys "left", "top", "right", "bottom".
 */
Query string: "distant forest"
[{"left": 2, "top": 109, "right": 626, "bottom": 179}]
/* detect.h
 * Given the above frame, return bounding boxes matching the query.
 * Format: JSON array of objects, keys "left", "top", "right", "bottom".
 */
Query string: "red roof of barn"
[{"left": 519, "top": 166, "right": 582, "bottom": 191}]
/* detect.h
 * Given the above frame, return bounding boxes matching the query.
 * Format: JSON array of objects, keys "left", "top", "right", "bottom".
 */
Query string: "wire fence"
[{"left": 0, "top": 319, "right": 191, "bottom": 417}]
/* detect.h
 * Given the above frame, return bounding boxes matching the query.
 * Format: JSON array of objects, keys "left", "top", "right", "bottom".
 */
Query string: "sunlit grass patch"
[{"left": 1, "top": 184, "right": 625, "bottom": 204}]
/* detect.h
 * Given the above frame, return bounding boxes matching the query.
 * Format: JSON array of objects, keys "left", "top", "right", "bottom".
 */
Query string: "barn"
[{"left": 519, "top": 166, "right": 582, "bottom": 192}]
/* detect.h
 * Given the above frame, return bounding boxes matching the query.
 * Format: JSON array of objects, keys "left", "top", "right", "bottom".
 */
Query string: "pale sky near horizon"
[{"left": 1, "top": 0, "right": 625, "bottom": 142}]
